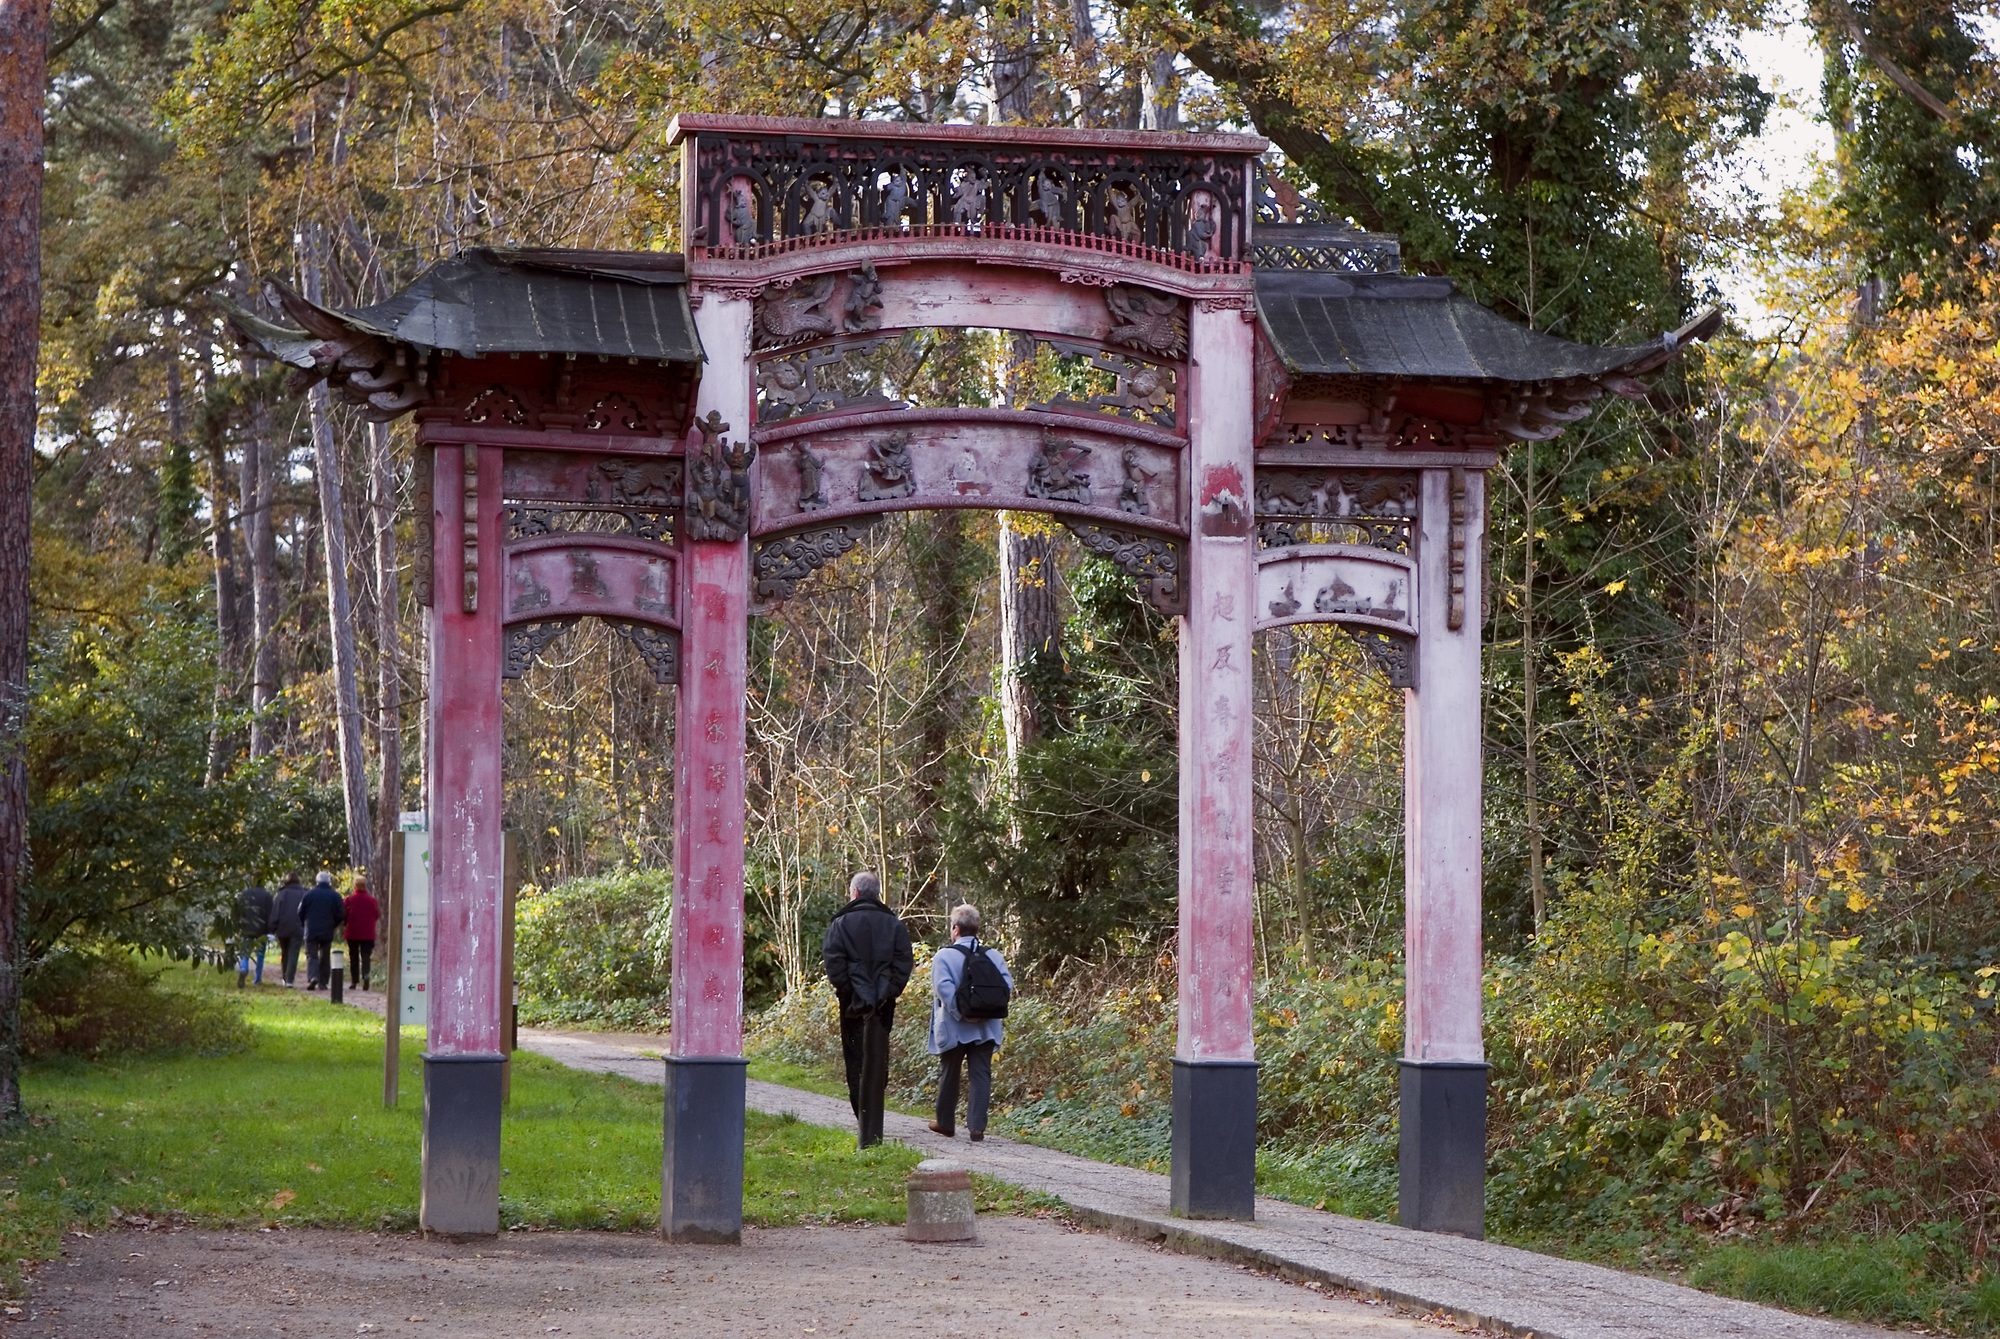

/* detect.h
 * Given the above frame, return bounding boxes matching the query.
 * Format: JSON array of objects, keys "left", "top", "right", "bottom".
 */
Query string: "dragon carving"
[
  {"left": 754, "top": 274, "right": 839, "bottom": 347},
  {"left": 1104, "top": 285, "right": 1188, "bottom": 360}
]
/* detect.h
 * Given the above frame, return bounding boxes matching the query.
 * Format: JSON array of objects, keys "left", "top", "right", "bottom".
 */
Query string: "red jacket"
[{"left": 344, "top": 887, "right": 381, "bottom": 943}]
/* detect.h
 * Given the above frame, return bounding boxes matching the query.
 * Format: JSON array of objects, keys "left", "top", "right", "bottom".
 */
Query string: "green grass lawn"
[{"left": 0, "top": 967, "right": 1038, "bottom": 1300}]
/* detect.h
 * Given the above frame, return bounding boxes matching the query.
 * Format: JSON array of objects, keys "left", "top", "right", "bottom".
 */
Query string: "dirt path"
[{"left": 15, "top": 1219, "right": 1460, "bottom": 1338}]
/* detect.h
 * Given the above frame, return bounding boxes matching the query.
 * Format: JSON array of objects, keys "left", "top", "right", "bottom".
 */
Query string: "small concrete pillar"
[{"left": 905, "top": 1159, "right": 976, "bottom": 1242}]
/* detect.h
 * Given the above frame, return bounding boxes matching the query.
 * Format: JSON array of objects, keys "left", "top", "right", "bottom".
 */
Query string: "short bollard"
[
  {"left": 905, "top": 1159, "right": 976, "bottom": 1243},
  {"left": 329, "top": 944, "right": 346, "bottom": 1005}
]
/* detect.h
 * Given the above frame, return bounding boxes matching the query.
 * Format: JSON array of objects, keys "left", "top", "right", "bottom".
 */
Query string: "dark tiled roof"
[
  {"left": 334, "top": 248, "right": 702, "bottom": 362},
  {"left": 1255, "top": 271, "right": 1707, "bottom": 384}
]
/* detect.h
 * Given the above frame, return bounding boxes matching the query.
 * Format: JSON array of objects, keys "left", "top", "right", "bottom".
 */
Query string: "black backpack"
[{"left": 952, "top": 941, "right": 1012, "bottom": 1020}]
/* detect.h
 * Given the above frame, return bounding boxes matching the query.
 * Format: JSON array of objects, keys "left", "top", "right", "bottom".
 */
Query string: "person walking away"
[
  {"left": 236, "top": 880, "right": 274, "bottom": 987},
  {"left": 928, "top": 904, "right": 1015, "bottom": 1142},
  {"left": 821, "top": 870, "right": 913, "bottom": 1148},
  {"left": 271, "top": 873, "right": 308, "bottom": 987},
  {"left": 299, "top": 871, "right": 347, "bottom": 991},
  {"left": 343, "top": 877, "right": 380, "bottom": 991}
]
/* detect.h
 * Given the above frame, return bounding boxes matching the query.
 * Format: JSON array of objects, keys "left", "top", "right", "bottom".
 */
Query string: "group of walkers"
[
  {"left": 822, "top": 870, "right": 1016, "bottom": 1146},
  {"left": 234, "top": 872, "right": 380, "bottom": 992}
]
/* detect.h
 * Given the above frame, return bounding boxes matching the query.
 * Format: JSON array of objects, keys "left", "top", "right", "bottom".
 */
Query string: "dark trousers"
[
  {"left": 304, "top": 938, "right": 333, "bottom": 989},
  {"left": 276, "top": 936, "right": 300, "bottom": 985},
  {"left": 839, "top": 1002, "right": 895, "bottom": 1149},
  {"left": 936, "top": 1041, "right": 997, "bottom": 1135},
  {"left": 348, "top": 941, "right": 374, "bottom": 989}
]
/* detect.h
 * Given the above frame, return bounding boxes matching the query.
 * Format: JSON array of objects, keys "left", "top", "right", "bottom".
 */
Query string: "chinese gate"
[{"left": 233, "top": 114, "right": 1713, "bottom": 1244}]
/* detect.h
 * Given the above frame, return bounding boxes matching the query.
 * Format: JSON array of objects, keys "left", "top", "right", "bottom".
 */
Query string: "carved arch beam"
[
  {"left": 1254, "top": 544, "right": 1418, "bottom": 637},
  {"left": 751, "top": 415, "right": 1187, "bottom": 536}
]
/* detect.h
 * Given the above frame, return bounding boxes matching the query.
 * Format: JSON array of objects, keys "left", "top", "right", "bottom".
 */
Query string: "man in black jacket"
[
  {"left": 271, "top": 874, "right": 308, "bottom": 987},
  {"left": 298, "top": 871, "right": 347, "bottom": 991},
  {"left": 236, "top": 881, "right": 274, "bottom": 987},
  {"left": 821, "top": 870, "right": 913, "bottom": 1148}
]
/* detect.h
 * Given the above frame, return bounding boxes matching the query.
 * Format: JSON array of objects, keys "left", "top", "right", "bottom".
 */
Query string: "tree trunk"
[
  {"left": 905, "top": 512, "right": 973, "bottom": 904},
  {"left": 0, "top": 0, "right": 49, "bottom": 1123},
  {"left": 306, "top": 373, "right": 372, "bottom": 872},
  {"left": 1140, "top": 51, "right": 1180, "bottom": 131},
  {"left": 370, "top": 420, "right": 402, "bottom": 879},
  {"left": 998, "top": 514, "right": 1060, "bottom": 770},
  {"left": 243, "top": 390, "right": 281, "bottom": 757},
  {"left": 1522, "top": 443, "right": 1546, "bottom": 931}
]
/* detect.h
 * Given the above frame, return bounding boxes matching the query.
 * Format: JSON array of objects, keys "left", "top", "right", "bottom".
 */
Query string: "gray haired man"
[{"left": 821, "top": 870, "right": 913, "bottom": 1148}]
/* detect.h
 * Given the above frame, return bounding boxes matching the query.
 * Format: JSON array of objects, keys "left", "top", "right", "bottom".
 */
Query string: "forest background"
[{"left": 8, "top": 0, "right": 2000, "bottom": 1325}]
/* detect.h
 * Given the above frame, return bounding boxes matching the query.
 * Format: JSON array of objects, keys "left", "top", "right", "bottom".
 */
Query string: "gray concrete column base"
[
  {"left": 1398, "top": 1059, "right": 1488, "bottom": 1238},
  {"left": 421, "top": 1052, "right": 506, "bottom": 1236},
  {"left": 1170, "top": 1058, "right": 1258, "bottom": 1220},
  {"left": 662, "top": 1056, "right": 748, "bottom": 1244}
]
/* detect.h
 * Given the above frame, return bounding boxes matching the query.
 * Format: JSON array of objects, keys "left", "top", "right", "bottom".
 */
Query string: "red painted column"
[
  {"left": 1172, "top": 297, "right": 1259, "bottom": 1219},
  {"left": 661, "top": 290, "right": 753, "bottom": 1242},
  {"left": 1400, "top": 465, "right": 1489, "bottom": 1236},
  {"left": 421, "top": 438, "right": 507, "bottom": 1235}
]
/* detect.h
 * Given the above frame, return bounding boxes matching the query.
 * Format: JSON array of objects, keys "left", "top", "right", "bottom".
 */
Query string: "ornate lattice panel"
[{"left": 685, "top": 126, "right": 1253, "bottom": 264}]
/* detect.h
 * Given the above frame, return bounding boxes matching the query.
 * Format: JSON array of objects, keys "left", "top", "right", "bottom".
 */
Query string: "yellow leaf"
[
  {"left": 1604, "top": 579, "right": 1627, "bottom": 595},
  {"left": 1846, "top": 891, "right": 1873, "bottom": 912},
  {"left": 1731, "top": 902, "right": 1756, "bottom": 920}
]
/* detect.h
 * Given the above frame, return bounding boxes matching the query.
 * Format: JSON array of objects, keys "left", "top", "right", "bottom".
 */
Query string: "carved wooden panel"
[
  {"left": 1254, "top": 545, "right": 1418, "bottom": 637},
  {"left": 501, "top": 539, "right": 679, "bottom": 630},
  {"left": 750, "top": 412, "right": 1184, "bottom": 535}
]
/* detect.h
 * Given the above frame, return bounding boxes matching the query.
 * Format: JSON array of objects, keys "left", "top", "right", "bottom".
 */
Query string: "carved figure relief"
[
  {"left": 509, "top": 565, "right": 553, "bottom": 615},
  {"left": 758, "top": 358, "right": 814, "bottom": 415},
  {"left": 1106, "top": 183, "right": 1142, "bottom": 242},
  {"left": 857, "top": 432, "right": 916, "bottom": 502},
  {"left": 951, "top": 170, "right": 987, "bottom": 225},
  {"left": 1268, "top": 581, "right": 1301, "bottom": 619},
  {"left": 947, "top": 448, "right": 988, "bottom": 496},
  {"left": 1118, "top": 449, "right": 1155, "bottom": 515},
  {"left": 1027, "top": 434, "right": 1092, "bottom": 504},
  {"left": 795, "top": 442, "right": 828, "bottom": 511},
  {"left": 685, "top": 410, "right": 757, "bottom": 542},
  {"left": 1104, "top": 285, "right": 1188, "bottom": 360},
  {"left": 567, "top": 548, "right": 609, "bottom": 598},
  {"left": 724, "top": 182, "right": 757, "bottom": 246},
  {"left": 1030, "top": 170, "right": 1066, "bottom": 226},
  {"left": 844, "top": 263, "right": 884, "bottom": 334},
  {"left": 754, "top": 274, "right": 839, "bottom": 347},
  {"left": 635, "top": 559, "right": 671, "bottom": 616},
  {"left": 801, "top": 177, "right": 837, "bottom": 233},
  {"left": 880, "top": 169, "right": 914, "bottom": 227},
  {"left": 1187, "top": 193, "right": 1218, "bottom": 259},
  {"left": 597, "top": 457, "right": 680, "bottom": 508},
  {"left": 1311, "top": 576, "right": 1404, "bottom": 622}
]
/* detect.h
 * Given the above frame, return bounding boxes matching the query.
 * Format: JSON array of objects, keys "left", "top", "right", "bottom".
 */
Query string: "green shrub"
[
  {"left": 22, "top": 948, "right": 250, "bottom": 1059},
  {"left": 514, "top": 868, "right": 672, "bottom": 1028}
]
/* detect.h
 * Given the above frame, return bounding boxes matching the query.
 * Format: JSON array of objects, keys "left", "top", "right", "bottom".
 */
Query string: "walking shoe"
[
  {"left": 968, "top": 1130, "right": 985, "bottom": 1142},
  {"left": 928, "top": 1121, "right": 954, "bottom": 1137}
]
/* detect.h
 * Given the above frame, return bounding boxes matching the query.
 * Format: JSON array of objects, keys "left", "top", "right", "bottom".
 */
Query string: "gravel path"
[{"left": 14, "top": 1220, "right": 1456, "bottom": 1337}]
